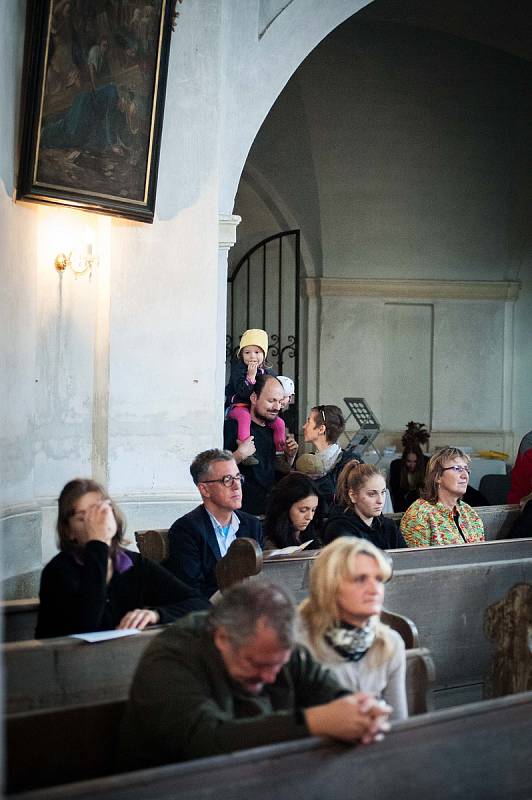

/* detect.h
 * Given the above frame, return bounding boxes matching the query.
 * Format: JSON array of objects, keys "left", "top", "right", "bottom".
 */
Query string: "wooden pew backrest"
[
  {"left": 11, "top": 692, "right": 532, "bottom": 800},
  {"left": 2, "top": 598, "right": 39, "bottom": 642},
  {"left": 4, "top": 628, "right": 161, "bottom": 713},
  {"left": 6, "top": 648, "right": 434, "bottom": 794},
  {"left": 135, "top": 529, "right": 169, "bottom": 562},
  {"left": 6, "top": 699, "right": 125, "bottom": 794},
  {"left": 134, "top": 504, "right": 522, "bottom": 567},
  {"left": 405, "top": 647, "right": 435, "bottom": 715}
]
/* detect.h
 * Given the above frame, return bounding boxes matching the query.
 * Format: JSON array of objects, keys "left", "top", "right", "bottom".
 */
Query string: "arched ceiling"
[{"left": 358, "top": 0, "right": 532, "bottom": 63}]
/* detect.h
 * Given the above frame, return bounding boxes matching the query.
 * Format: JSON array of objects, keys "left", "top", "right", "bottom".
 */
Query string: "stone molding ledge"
[
  {"left": 1, "top": 492, "right": 200, "bottom": 520},
  {"left": 218, "top": 214, "right": 242, "bottom": 251},
  {"left": 304, "top": 278, "right": 521, "bottom": 301}
]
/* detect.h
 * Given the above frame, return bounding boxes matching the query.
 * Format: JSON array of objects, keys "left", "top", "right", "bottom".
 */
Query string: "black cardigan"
[
  {"left": 35, "top": 540, "right": 209, "bottom": 639},
  {"left": 323, "top": 506, "right": 407, "bottom": 550}
]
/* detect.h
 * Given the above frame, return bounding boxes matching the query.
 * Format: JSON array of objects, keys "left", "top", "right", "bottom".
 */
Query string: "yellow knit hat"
[{"left": 238, "top": 329, "right": 268, "bottom": 357}]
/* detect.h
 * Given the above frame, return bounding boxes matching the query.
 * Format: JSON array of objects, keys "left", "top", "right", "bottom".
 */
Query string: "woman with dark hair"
[
  {"left": 263, "top": 473, "right": 323, "bottom": 549},
  {"left": 35, "top": 478, "right": 209, "bottom": 638},
  {"left": 323, "top": 462, "right": 406, "bottom": 550},
  {"left": 388, "top": 445, "right": 428, "bottom": 512},
  {"left": 297, "top": 404, "right": 360, "bottom": 513},
  {"left": 400, "top": 447, "right": 485, "bottom": 547}
]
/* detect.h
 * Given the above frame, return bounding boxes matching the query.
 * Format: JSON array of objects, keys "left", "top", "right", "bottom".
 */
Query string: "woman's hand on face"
[
  {"left": 117, "top": 608, "right": 160, "bottom": 630},
  {"left": 84, "top": 500, "right": 117, "bottom": 545}
]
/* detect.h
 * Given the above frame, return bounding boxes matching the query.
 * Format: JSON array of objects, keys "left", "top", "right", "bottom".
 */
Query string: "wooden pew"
[
  {"left": 221, "top": 539, "right": 532, "bottom": 708},
  {"left": 2, "top": 598, "right": 40, "bottom": 642},
  {"left": 258, "top": 538, "right": 532, "bottom": 599},
  {"left": 386, "top": 503, "right": 521, "bottom": 540},
  {"left": 134, "top": 504, "right": 523, "bottom": 563},
  {"left": 3, "top": 628, "right": 162, "bottom": 714},
  {"left": 6, "top": 699, "right": 124, "bottom": 794},
  {"left": 4, "top": 618, "right": 430, "bottom": 716},
  {"left": 9, "top": 691, "right": 532, "bottom": 799},
  {"left": 4, "top": 647, "right": 434, "bottom": 794}
]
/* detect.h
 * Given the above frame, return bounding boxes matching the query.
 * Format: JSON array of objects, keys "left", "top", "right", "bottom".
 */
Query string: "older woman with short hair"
[
  {"left": 400, "top": 447, "right": 485, "bottom": 547},
  {"left": 298, "top": 537, "right": 407, "bottom": 720}
]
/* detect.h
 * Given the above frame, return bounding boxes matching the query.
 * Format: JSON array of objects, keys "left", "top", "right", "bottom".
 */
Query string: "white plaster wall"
[
  {"left": 3, "top": 0, "right": 382, "bottom": 595},
  {"left": 320, "top": 297, "right": 385, "bottom": 412},
  {"left": 233, "top": 15, "right": 532, "bottom": 450},
  {"left": 0, "top": 1, "right": 35, "bottom": 511},
  {"left": 431, "top": 301, "right": 505, "bottom": 431},
  {"left": 2, "top": 0, "right": 530, "bottom": 595},
  {"left": 219, "top": 0, "right": 373, "bottom": 210}
]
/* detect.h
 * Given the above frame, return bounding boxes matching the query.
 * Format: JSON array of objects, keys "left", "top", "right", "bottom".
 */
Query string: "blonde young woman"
[
  {"left": 323, "top": 462, "right": 406, "bottom": 549},
  {"left": 298, "top": 537, "right": 408, "bottom": 720}
]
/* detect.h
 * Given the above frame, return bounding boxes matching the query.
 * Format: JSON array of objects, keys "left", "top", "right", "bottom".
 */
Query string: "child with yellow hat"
[{"left": 225, "top": 329, "right": 286, "bottom": 465}]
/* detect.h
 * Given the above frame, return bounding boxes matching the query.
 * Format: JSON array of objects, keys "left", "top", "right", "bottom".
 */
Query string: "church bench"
[
  {"left": 2, "top": 599, "right": 40, "bottom": 642},
  {"left": 3, "top": 628, "right": 162, "bottom": 714},
  {"left": 9, "top": 691, "right": 532, "bottom": 799},
  {"left": 134, "top": 504, "right": 523, "bottom": 563},
  {"left": 260, "top": 549, "right": 532, "bottom": 708},
  {"left": 5, "top": 647, "right": 434, "bottom": 794},
  {"left": 257, "top": 538, "right": 532, "bottom": 599},
  {"left": 3, "top": 618, "right": 433, "bottom": 714},
  {"left": 6, "top": 699, "right": 124, "bottom": 794},
  {"left": 386, "top": 503, "right": 521, "bottom": 541}
]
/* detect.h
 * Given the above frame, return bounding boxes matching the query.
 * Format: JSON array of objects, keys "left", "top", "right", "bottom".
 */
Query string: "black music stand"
[{"left": 343, "top": 398, "right": 380, "bottom": 457}]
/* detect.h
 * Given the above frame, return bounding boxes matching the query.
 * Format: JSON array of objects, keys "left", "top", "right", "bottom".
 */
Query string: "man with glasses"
[{"left": 166, "top": 449, "right": 263, "bottom": 598}]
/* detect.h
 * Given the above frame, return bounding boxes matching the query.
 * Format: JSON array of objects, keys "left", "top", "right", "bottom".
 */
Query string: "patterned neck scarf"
[
  {"left": 324, "top": 618, "right": 377, "bottom": 661},
  {"left": 316, "top": 442, "right": 342, "bottom": 474}
]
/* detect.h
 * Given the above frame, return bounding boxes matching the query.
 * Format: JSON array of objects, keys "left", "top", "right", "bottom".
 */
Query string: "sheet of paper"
[
  {"left": 71, "top": 629, "right": 141, "bottom": 643},
  {"left": 265, "top": 539, "right": 313, "bottom": 558}
]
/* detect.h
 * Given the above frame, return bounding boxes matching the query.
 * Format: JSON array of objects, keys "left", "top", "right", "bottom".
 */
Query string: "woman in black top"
[
  {"left": 324, "top": 463, "right": 406, "bottom": 550},
  {"left": 263, "top": 473, "right": 324, "bottom": 550},
  {"left": 36, "top": 478, "right": 209, "bottom": 638},
  {"left": 388, "top": 445, "right": 428, "bottom": 512}
]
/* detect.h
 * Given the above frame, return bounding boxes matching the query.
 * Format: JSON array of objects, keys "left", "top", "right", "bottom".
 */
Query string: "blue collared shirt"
[{"left": 205, "top": 510, "right": 241, "bottom": 557}]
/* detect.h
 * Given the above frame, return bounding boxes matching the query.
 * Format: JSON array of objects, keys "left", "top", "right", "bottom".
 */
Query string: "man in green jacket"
[{"left": 118, "top": 581, "right": 391, "bottom": 770}]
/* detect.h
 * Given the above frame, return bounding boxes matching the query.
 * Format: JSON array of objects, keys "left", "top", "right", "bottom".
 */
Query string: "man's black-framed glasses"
[{"left": 201, "top": 474, "right": 245, "bottom": 488}]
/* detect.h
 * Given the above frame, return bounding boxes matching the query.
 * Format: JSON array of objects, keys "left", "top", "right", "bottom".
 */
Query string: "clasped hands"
[{"left": 304, "top": 693, "right": 392, "bottom": 745}]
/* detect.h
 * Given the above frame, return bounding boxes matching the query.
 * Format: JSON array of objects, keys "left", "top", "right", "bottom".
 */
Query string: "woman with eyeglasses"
[
  {"left": 298, "top": 537, "right": 408, "bottom": 720},
  {"left": 36, "top": 479, "right": 209, "bottom": 639},
  {"left": 400, "top": 447, "right": 485, "bottom": 547},
  {"left": 297, "top": 404, "right": 360, "bottom": 513}
]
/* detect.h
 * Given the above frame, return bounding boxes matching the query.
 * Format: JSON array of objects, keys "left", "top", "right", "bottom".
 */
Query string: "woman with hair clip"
[
  {"left": 400, "top": 447, "right": 485, "bottom": 547},
  {"left": 36, "top": 478, "right": 209, "bottom": 639},
  {"left": 263, "top": 472, "right": 324, "bottom": 550},
  {"left": 298, "top": 536, "right": 407, "bottom": 720},
  {"left": 297, "top": 404, "right": 360, "bottom": 513},
  {"left": 323, "top": 462, "right": 406, "bottom": 549}
]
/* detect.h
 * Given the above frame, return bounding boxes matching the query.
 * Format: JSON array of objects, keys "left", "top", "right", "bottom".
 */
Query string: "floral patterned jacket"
[{"left": 400, "top": 498, "right": 485, "bottom": 547}]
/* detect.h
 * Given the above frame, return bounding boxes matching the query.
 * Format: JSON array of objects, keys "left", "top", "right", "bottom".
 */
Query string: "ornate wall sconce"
[{"left": 54, "top": 245, "right": 98, "bottom": 278}]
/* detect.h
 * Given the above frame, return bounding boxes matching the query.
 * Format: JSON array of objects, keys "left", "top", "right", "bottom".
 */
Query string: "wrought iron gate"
[{"left": 227, "top": 230, "right": 300, "bottom": 432}]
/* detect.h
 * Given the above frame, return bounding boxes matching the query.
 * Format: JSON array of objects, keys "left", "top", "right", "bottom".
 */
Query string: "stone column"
[{"left": 215, "top": 214, "right": 241, "bottom": 439}]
